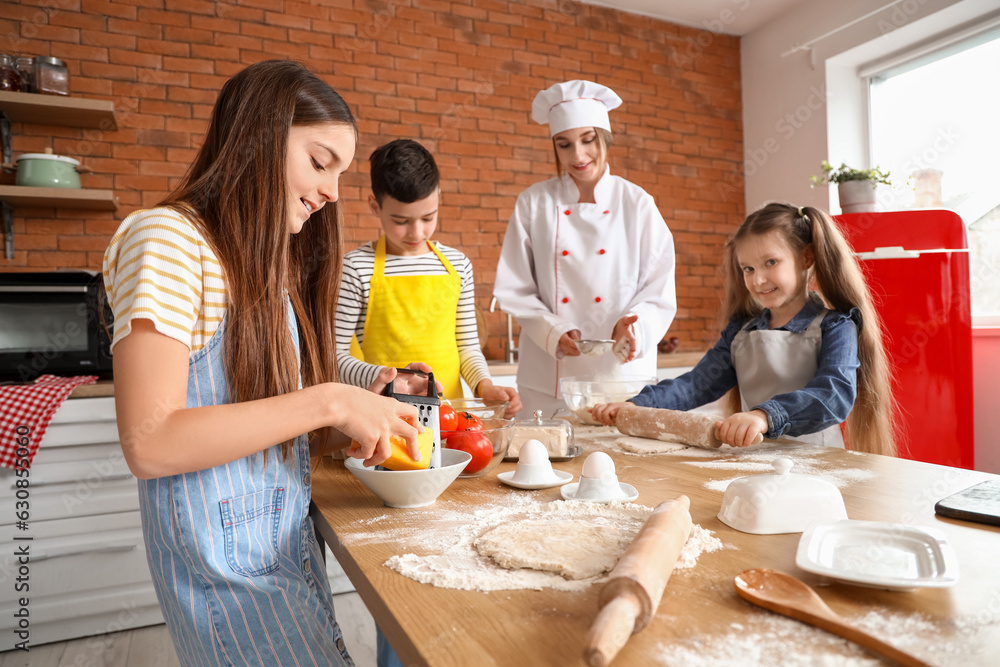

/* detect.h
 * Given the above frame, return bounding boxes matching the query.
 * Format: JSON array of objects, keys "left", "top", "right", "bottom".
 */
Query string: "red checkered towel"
[{"left": 0, "top": 375, "right": 98, "bottom": 470}]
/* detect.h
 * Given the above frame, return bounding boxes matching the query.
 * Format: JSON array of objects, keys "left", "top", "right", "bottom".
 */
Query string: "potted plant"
[{"left": 810, "top": 161, "right": 891, "bottom": 214}]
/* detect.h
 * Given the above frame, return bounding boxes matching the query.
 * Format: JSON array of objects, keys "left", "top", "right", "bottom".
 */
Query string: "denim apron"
[
  {"left": 731, "top": 311, "right": 844, "bottom": 447},
  {"left": 138, "top": 300, "right": 353, "bottom": 666}
]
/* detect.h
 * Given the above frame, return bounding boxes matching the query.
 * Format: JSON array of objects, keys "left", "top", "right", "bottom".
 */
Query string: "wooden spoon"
[{"left": 734, "top": 569, "right": 931, "bottom": 667}]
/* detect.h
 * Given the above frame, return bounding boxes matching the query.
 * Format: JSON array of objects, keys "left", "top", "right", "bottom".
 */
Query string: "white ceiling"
[{"left": 578, "top": 0, "right": 811, "bottom": 36}]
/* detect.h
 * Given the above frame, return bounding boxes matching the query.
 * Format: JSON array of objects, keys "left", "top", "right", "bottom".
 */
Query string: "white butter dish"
[
  {"left": 718, "top": 458, "right": 848, "bottom": 534},
  {"left": 796, "top": 520, "right": 959, "bottom": 590}
]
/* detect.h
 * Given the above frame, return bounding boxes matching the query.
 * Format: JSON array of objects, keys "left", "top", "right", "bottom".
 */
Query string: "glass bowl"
[
  {"left": 559, "top": 375, "right": 657, "bottom": 425},
  {"left": 444, "top": 396, "right": 510, "bottom": 420},
  {"left": 444, "top": 417, "right": 513, "bottom": 478}
]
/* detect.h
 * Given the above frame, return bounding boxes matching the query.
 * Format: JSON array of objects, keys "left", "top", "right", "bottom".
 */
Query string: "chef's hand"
[
  {"left": 476, "top": 380, "right": 522, "bottom": 418},
  {"left": 612, "top": 315, "right": 639, "bottom": 363},
  {"left": 367, "top": 362, "right": 443, "bottom": 396},
  {"left": 589, "top": 402, "right": 628, "bottom": 425},
  {"left": 558, "top": 329, "right": 582, "bottom": 357},
  {"left": 715, "top": 410, "right": 768, "bottom": 448}
]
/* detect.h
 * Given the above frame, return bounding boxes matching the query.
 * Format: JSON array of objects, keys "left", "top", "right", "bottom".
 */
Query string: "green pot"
[{"left": 14, "top": 153, "right": 82, "bottom": 188}]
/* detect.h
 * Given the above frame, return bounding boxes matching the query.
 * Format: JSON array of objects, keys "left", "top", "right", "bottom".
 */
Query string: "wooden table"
[{"left": 311, "top": 427, "right": 1000, "bottom": 666}]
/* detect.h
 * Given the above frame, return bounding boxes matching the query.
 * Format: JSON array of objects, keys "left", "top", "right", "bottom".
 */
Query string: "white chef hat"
[{"left": 531, "top": 80, "right": 623, "bottom": 136}]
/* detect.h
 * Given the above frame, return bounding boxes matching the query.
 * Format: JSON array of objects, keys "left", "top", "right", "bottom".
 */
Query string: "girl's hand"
[
  {"left": 715, "top": 410, "right": 768, "bottom": 448},
  {"left": 476, "top": 380, "right": 522, "bottom": 418},
  {"left": 559, "top": 330, "right": 582, "bottom": 357},
  {"left": 589, "top": 402, "right": 627, "bottom": 425},
  {"left": 368, "top": 362, "right": 443, "bottom": 396},
  {"left": 612, "top": 315, "right": 639, "bottom": 363},
  {"left": 337, "top": 386, "right": 421, "bottom": 467}
]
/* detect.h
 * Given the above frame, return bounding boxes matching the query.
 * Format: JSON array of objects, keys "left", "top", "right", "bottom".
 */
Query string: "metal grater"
[{"left": 381, "top": 368, "right": 442, "bottom": 468}]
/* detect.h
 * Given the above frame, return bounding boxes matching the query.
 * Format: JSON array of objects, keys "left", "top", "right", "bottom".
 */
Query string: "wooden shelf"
[
  {"left": 0, "top": 91, "right": 118, "bottom": 130},
  {"left": 0, "top": 185, "right": 118, "bottom": 211}
]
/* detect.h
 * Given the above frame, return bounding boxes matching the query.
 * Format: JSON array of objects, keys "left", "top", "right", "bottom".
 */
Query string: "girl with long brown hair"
[
  {"left": 592, "top": 202, "right": 895, "bottom": 456},
  {"left": 103, "top": 60, "right": 421, "bottom": 666}
]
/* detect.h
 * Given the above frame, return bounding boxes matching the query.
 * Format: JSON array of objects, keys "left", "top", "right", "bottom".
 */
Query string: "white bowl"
[
  {"left": 560, "top": 375, "right": 657, "bottom": 425},
  {"left": 344, "top": 449, "right": 472, "bottom": 508}
]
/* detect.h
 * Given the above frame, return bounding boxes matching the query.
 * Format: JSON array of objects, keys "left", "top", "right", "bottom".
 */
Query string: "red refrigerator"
[{"left": 837, "top": 210, "right": 974, "bottom": 469}]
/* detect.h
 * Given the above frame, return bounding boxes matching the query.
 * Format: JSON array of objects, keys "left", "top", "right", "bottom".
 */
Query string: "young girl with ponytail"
[{"left": 591, "top": 202, "right": 895, "bottom": 456}]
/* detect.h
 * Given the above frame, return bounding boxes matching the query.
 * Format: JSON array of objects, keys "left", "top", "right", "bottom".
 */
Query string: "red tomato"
[
  {"left": 445, "top": 431, "right": 494, "bottom": 474},
  {"left": 455, "top": 411, "right": 484, "bottom": 433},
  {"left": 439, "top": 405, "right": 458, "bottom": 433}
]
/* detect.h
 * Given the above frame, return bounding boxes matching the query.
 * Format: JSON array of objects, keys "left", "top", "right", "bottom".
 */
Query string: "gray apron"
[{"left": 731, "top": 311, "right": 844, "bottom": 447}]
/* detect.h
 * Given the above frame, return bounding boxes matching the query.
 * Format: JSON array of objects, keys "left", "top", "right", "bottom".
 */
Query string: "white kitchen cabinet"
[{"left": 0, "top": 396, "right": 164, "bottom": 650}]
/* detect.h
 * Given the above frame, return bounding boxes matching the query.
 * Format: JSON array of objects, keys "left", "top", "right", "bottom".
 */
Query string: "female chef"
[{"left": 493, "top": 80, "right": 677, "bottom": 417}]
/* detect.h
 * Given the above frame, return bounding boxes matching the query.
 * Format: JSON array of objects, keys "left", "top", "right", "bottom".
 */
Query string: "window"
[{"left": 867, "top": 32, "right": 1000, "bottom": 320}]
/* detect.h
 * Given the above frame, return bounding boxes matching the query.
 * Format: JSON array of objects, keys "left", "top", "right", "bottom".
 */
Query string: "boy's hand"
[
  {"left": 367, "top": 362, "right": 443, "bottom": 396},
  {"left": 612, "top": 314, "right": 639, "bottom": 363},
  {"left": 589, "top": 402, "right": 627, "bottom": 425},
  {"left": 476, "top": 380, "right": 522, "bottom": 418},
  {"left": 715, "top": 410, "right": 768, "bottom": 448},
  {"left": 558, "top": 329, "right": 582, "bottom": 357}
]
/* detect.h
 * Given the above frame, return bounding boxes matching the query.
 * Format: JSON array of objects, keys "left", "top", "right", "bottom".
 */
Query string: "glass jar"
[
  {"left": 34, "top": 56, "right": 69, "bottom": 95},
  {"left": 0, "top": 54, "right": 23, "bottom": 92},
  {"left": 14, "top": 56, "right": 34, "bottom": 93}
]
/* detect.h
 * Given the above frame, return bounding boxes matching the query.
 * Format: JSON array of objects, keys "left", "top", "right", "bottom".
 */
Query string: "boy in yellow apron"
[
  {"left": 335, "top": 139, "right": 520, "bottom": 407},
  {"left": 335, "top": 138, "right": 521, "bottom": 667}
]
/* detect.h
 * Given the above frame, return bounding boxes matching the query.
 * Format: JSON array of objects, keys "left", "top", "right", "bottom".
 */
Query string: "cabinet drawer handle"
[
  {"left": 11, "top": 473, "right": 134, "bottom": 490},
  {"left": 33, "top": 543, "right": 137, "bottom": 563}
]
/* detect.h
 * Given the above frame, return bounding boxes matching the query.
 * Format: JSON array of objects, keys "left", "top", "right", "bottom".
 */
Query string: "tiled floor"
[{"left": 0, "top": 552, "right": 379, "bottom": 667}]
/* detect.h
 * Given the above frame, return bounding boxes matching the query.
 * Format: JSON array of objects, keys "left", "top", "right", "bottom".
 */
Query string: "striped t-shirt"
[
  {"left": 336, "top": 240, "right": 491, "bottom": 392},
  {"left": 103, "top": 207, "right": 226, "bottom": 353}
]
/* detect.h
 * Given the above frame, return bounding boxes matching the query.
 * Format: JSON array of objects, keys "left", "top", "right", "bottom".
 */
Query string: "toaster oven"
[{"left": 0, "top": 271, "right": 113, "bottom": 382}]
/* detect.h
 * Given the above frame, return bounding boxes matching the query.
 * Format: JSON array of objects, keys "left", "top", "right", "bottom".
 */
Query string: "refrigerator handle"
[{"left": 855, "top": 246, "right": 970, "bottom": 260}]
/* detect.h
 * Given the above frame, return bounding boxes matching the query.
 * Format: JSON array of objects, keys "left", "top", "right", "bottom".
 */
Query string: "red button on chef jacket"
[{"left": 562, "top": 297, "right": 569, "bottom": 303}]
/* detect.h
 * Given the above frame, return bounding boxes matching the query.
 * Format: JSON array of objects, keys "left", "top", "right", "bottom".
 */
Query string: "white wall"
[{"left": 740, "top": 0, "right": 992, "bottom": 213}]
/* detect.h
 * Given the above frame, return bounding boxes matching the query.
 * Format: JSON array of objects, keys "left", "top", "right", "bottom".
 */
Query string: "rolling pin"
[
  {"left": 585, "top": 496, "right": 693, "bottom": 667},
  {"left": 615, "top": 404, "right": 762, "bottom": 448}
]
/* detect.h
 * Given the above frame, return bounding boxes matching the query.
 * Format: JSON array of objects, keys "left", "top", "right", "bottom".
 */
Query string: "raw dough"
[
  {"left": 473, "top": 518, "right": 634, "bottom": 579},
  {"left": 616, "top": 435, "right": 689, "bottom": 455}
]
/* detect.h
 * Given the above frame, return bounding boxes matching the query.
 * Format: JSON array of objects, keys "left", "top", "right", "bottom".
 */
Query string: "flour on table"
[
  {"left": 364, "top": 495, "right": 723, "bottom": 592},
  {"left": 474, "top": 518, "right": 634, "bottom": 579},
  {"left": 655, "top": 605, "right": 995, "bottom": 667},
  {"left": 673, "top": 444, "right": 878, "bottom": 492}
]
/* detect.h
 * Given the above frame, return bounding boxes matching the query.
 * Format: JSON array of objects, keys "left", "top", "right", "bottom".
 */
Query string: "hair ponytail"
[{"left": 801, "top": 205, "right": 896, "bottom": 456}]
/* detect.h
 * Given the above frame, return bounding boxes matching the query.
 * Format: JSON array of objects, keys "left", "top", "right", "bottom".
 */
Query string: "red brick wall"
[{"left": 1, "top": 0, "right": 743, "bottom": 357}]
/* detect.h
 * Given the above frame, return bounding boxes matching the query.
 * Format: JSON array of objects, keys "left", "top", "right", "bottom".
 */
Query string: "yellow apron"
[{"left": 359, "top": 236, "right": 464, "bottom": 398}]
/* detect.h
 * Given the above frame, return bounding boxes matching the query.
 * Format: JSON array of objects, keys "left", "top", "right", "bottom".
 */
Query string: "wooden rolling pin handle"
[
  {"left": 585, "top": 496, "right": 693, "bottom": 666},
  {"left": 584, "top": 592, "right": 641, "bottom": 667}
]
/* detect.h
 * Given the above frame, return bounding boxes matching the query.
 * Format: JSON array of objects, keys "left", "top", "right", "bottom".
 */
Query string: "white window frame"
[{"left": 824, "top": 8, "right": 1000, "bottom": 327}]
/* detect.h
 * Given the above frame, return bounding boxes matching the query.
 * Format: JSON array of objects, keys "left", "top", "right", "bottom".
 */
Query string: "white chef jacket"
[{"left": 493, "top": 167, "right": 676, "bottom": 399}]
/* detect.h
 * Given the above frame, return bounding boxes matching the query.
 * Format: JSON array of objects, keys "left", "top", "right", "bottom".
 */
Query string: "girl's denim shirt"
[{"left": 629, "top": 296, "right": 861, "bottom": 438}]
